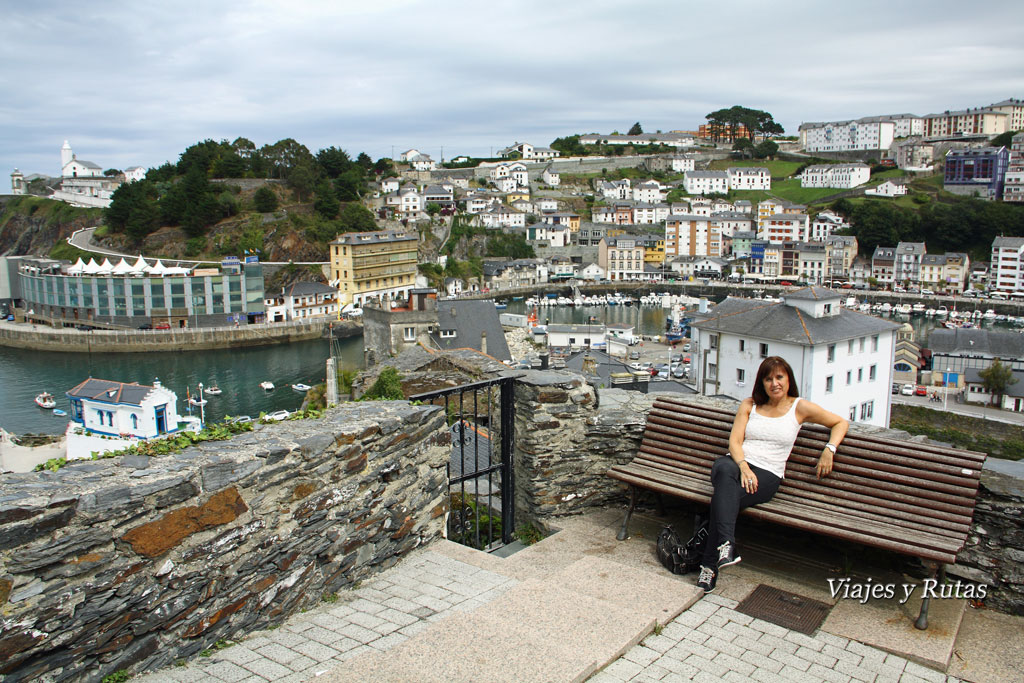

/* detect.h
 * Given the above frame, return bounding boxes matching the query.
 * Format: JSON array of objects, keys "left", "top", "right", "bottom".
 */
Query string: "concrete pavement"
[{"left": 132, "top": 507, "right": 1022, "bottom": 683}]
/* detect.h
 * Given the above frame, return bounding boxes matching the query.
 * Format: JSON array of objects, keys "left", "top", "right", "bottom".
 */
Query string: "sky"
[{"left": 2, "top": 0, "right": 1023, "bottom": 178}]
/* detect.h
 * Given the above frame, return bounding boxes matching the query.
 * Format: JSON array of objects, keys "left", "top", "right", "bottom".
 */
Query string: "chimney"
[
  {"left": 480, "top": 331, "right": 487, "bottom": 355},
  {"left": 153, "top": 378, "right": 162, "bottom": 388}
]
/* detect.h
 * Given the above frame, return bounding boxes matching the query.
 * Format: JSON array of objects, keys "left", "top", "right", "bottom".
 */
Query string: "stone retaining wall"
[
  {"left": 512, "top": 371, "right": 1024, "bottom": 615},
  {"left": 0, "top": 402, "right": 450, "bottom": 682},
  {"left": 0, "top": 319, "right": 359, "bottom": 353}
]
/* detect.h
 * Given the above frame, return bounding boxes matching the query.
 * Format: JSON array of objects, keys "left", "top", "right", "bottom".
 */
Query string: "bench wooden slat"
[{"left": 607, "top": 398, "right": 987, "bottom": 566}]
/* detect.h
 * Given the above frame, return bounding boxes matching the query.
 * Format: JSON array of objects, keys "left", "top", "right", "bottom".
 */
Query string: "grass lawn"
[
  {"left": 762, "top": 178, "right": 846, "bottom": 205},
  {"left": 708, "top": 159, "right": 803, "bottom": 178}
]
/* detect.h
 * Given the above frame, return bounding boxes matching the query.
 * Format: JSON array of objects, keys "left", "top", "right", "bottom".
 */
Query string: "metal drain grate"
[{"left": 735, "top": 584, "right": 831, "bottom": 635}]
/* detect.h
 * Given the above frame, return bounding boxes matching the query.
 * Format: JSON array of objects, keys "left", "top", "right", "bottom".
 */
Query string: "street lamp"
[{"left": 198, "top": 382, "right": 205, "bottom": 426}]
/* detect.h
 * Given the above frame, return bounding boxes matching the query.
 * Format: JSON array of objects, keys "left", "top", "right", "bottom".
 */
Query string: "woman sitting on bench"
[{"left": 697, "top": 356, "right": 848, "bottom": 594}]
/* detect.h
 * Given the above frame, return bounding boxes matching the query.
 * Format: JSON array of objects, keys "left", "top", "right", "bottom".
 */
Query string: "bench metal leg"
[
  {"left": 617, "top": 486, "right": 638, "bottom": 541},
  {"left": 914, "top": 564, "right": 945, "bottom": 630},
  {"left": 654, "top": 492, "right": 666, "bottom": 516}
]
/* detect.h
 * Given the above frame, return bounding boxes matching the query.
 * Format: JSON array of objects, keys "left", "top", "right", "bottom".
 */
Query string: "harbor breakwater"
[{"left": 0, "top": 319, "right": 361, "bottom": 353}]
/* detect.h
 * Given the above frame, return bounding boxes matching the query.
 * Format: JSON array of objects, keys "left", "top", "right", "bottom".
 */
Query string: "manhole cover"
[{"left": 735, "top": 584, "right": 831, "bottom": 635}]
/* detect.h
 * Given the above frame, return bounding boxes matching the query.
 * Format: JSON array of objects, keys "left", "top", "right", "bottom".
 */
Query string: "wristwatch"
[{"left": 825, "top": 443, "right": 837, "bottom": 454}]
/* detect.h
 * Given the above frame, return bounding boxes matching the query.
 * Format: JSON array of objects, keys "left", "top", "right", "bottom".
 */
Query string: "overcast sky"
[{"left": 3, "top": 0, "right": 1022, "bottom": 178}]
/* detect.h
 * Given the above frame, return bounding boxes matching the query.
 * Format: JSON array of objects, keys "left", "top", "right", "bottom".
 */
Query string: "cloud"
[{"left": 2, "top": 0, "right": 1023, "bottom": 176}]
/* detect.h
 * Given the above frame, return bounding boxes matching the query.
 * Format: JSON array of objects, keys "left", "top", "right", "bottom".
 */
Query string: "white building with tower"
[{"left": 50, "top": 140, "right": 123, "bottom": 208}]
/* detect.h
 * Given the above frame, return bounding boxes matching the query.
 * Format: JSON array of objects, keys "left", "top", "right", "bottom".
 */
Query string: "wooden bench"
[{"left": 607, "top": 397, "right": 988, "bottom": 629}]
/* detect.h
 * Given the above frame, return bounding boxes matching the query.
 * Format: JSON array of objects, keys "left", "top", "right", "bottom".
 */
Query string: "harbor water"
[{"left": 1, "top": 336, "right": 363, "bottom": 435}]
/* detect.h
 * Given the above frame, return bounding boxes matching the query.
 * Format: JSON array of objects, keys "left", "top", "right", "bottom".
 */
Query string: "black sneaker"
[
  {"left": 716, "top": 541, "right": 741, "bottom": 570},
  {"left": 696, "top": 565, "right": 717, "bottom": 594}
]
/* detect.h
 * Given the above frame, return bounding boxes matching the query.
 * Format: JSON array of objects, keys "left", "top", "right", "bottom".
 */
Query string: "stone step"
[{"left": 318, "top": 554, "right": 701, "bottom": 683}]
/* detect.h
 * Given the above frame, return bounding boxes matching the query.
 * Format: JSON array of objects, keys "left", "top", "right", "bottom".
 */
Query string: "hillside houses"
[{"left": 799, "top": 163, "right": 871, "bottom": 188}]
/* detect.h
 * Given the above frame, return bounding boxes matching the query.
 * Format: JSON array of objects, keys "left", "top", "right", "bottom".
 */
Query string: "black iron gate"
[{"left": 411, "top": 376, "right": 515, "bottom": 550}]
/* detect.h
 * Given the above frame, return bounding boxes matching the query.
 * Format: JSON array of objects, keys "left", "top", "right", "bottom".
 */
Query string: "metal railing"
[{"left": 411, "top": 376, "right": 515, "bottom": 550}]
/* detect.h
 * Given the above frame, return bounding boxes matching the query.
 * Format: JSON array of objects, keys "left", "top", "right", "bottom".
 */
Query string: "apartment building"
[
  {"left": 330, "top": 231, "right": 419, "bottom": 307},
  {"left": 684, "top": 170, "right": 729, "bottom": 195},
  {"left": 727, "top": 167, "right": 771, "bottom": 191},
  {"left": 943, "top": 146, "right": 1010, "bottom": 200},
  {"left": 758, "top": 214, "right": 809, "bottom": 244},
  {"left": 1002, "top": 133, "right": 1024, "bottom": 203},
  {"left": 665, "top": 215, "right": 720, "bottom": 258},
  {"left": 922, "top": 108, "right": 1008, "bottom": 137},
  {"left": 991, "top": 236, "right": 1024, "bottom": 293},
  {"left": 798, "top": 117, "right": 897, "bottom": 153},
  {"left": 800, "top": 164, "right": 871, "bottom": 189},
  {"left": 825, "top": 236, "right": 858, "bottom": 283},
  {"left": 598, "top": 237, "right": 646, "bottom": 281},
  {"left": 871, "top": 247, "right": 896, "bottom": 286}
]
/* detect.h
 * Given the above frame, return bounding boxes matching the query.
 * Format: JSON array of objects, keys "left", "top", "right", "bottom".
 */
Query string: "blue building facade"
[{"left": 943, "top": 146, "right": 1009, "bottom": 200}]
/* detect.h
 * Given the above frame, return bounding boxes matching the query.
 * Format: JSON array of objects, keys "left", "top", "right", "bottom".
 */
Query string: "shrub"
[{"left": 361, "top": 367, "right": 404, "bottom": 400}]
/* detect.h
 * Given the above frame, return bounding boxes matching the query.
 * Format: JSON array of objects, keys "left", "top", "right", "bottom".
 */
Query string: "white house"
[
  {"left": 727, "top": 167, "right": 771, "bottom": 191},
  {"left": 800, "top": 164, "right": 871, "bottom": 189},
  {"left": 691, "top": 288, "right": 902, "bottom": 427},
  {"left": 526, "top": 223, "right": 570, "bottom": 248},
  {"left": 381, "top": 177, "right": 401, "bottom": 194},
  {"left": 64, "top": 377, "right": 201, "bottom": 460},
  {"left": 542, "top": 165, "right": 560, "bottom": 186},
  {"left": 535, "top": 197, "right": 559, "bottom": 212},
  {"left": 592, "top": 206, "right": 615, "bottom": 224},
  {"left": 580, "top": 262, "right": 606, "bottom": 281},
  {"left": 498, "top": 142, "right": 560, "bottom": 161},
  {"left": 671, "top": 155, "right": 696, "bottom": 173},
  {"left": 264, "top": 282, "right": 338, "bottom": 322},
  {"left": 124, "top": 166, "right": 146, "bottom": 182},
  {"left": 546, "top": 323, "right": 608, "bottom": 352},
  {"left": 684, "top": 170, "right": 729, "bottom": 195},
  {"left": 810, "top": 210, "right": 849, "bottom": 241},
  {"left": 632, "top": 180, "right": 664, "bottom": 204},
  {"left": 759, "top": 214, "right": 809, "bottom": 244},
  {"left": 490, "top": 162, "right": 528, "bottom": 187},
  {"left": 475, "top": 206, "right": 525, "bottom": 229},
  {"left": 398, "top": 186, "right": 423, "bottom": 215},
  {"left": 408, "top": 153, "right": 437, "bottom": 171},
  {"left": 596, "top": 179, "right": 631, "bottom": 200},
  {"left": 864, "top": 180, "right": 908, "bottom": 197}
]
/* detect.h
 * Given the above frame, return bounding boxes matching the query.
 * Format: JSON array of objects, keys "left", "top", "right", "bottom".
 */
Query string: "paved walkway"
[{"left": 136, "top": 544, "right": 967, "bottom": 683}]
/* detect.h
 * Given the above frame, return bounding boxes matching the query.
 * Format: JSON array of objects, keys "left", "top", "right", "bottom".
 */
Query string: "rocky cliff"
[{"left": 0, "top": 196, "right": 103, "bottom": 257}]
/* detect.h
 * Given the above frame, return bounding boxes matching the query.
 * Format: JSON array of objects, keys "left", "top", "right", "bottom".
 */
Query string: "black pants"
[{"left": 701, "top": 457, "right": 781, "bottom": 567}]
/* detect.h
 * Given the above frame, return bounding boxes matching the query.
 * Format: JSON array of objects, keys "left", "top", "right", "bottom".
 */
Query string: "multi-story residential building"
[
  {"left": 799, "top": 164, "right": 871, "bottom": 189},
  {"left": 591, "top": 206, "right": 614, "bottom": 224},
  {"left": 575, "top": 223, "right": 613, "bottom": 247},
  {"left": 871, "top": 247, "right": 896, "bottom": 286},
  {"left": 684, "top": 170, "right": 729, "bottom": 195},
  {"left": 710, "top": 211, "right": 754, "bottom": 240},
  {"left": 540, "top": 211, "right": 581, "bottom": 232},
  {"left": 481, "top": 259, "right": 548, "bottom": 290},
  {"left": 542, "top": 165, "right": 560, "bottom": 186},
  {"left": 525, "top": 223, "right": 570, "bottom": 248},
  {"left": 490, "top": 162, "right": 529, "bottom": 187},
  {"left": 263, "top": 282, "right": 338, "bottom": 323},
  {"left": 665, "top": 215, "right": 719, "bottom": 258},
  {"left": 824, "top": 236, "right": 858, "bottom": 283},
  {"left": 727, "top": 167, "right": 771, "bottom": 191},
  {"left": 810, "top": 210, "right": 849, "bottom": 242},
  {"left": 987, "top": 98, "right": 1024, "bottom": 132},
  {"left": 798, "top": 117, "right": 897, "bottom": 153},
  {"left": 991, "top": 236, "right": 1024, "bottom": 293},
  {"left": 639, "top": 235, "right": 666, "bottom": 266},
  {"left": 691, "top": 288, "right": 901, "bottom": 427},
  {"left": 894, "top": 242, "right": 926, "bottom": 285},
  {"left": 633, "top": 180, "right": 664, "bottom": 204},
  {"left": 595, "top": 178, "right": 631, "bottom": 200},
  {"left": 920, "top": 253, "right": 969, "bottom": 293},
  {"left": 598, "top": 237, "right": 645, "bottom": 281},
  {"left": 734, "top": 199, "right": 752, "bottom": 214},
  {"left": 475, "top": 205, "right": 526, "bottom": 228},
  {"left": 894, "top": 137, "right": 936, "bottom": 170},
  {"left": 746, "top": 240, "right": 769, "bottom": 277},
  {"left": 731, "top": 230, "right": 757, "bottom": 259},
  {"left": 330, "top": 230, "right": 418, "bottom": 307},
  {"left": 422, "top": 184, "right": 455, "bottom": 209},
  {"left": 758, "top": 214, "right": 809, "bottom": 244},
  {"left": 922, "top": 108, "right": 1008, "bottom": 138},
  {"left": 796, "top": 243, "right": 827, "bottom": 284},
  {"left": 1004, "top": 133, "right": 1024, "bottom": 204},
  {"left": 943, "top": 146, "right": 1010, "bottom": 200}
]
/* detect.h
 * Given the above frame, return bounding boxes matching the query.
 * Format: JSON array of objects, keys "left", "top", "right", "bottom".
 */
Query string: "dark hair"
[{"left": 751, "top": 356, "right": 799, "bottom": 405}]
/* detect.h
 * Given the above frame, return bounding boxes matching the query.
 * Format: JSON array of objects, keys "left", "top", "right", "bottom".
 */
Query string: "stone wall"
[
  {"left": 0, "top": 318, "right": 357, "bottom": 353},
  {"left": 511, "top": 371, "right": 1024, "bottom": 614},
  {"left": 0, "top": 402, "right": 450, "bottom": 682}
]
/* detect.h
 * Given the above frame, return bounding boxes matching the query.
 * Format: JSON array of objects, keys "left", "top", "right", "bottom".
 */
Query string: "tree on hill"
[
  {"left": 287, "top": 160, "right": 319, "bottom": 202},
  {"left": 316, "top": 146, "right": 352, "bottom": 178},
  {"left": 978, "top": 359, "right": 1017, "bottom": 407},
  {"left": 628, "top": 122, "right": 644, "bottom": 135},
  {"left": 253, "top": 185, "right": 278, "bottom": 212},
  {"left": 989, "top": 130, "right": 1020, "bottom": 148},
  {"left": 314, "top": 180, "right": 340, "bottom": 219},
  {"left": 551, "top": 135, "right": 585, "bottom": 156},
  {"left": 705, "top": 106, "right": 783, "bottom": 142},
  {"left": 733, "top": 137, "right": 754, "bottom": 158},
  {"left": 338, "top": 202, "right": 377, "bottom": 233},
  {"left": 754, "top": 140, "right": 779, "bottom": 159}
]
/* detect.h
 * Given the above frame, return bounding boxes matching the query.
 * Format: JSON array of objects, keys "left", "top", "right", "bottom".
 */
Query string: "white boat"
[
  {"left": 292, "top": 383, "right": 312, "bottom": 392},
  {"left": 189, "top": 396, "right": 208, "bottom": 407},
  {"left": 936, "top": 306, "right": 948, "bottom": 317},
  {"left": 53, "top": 409, "right": 67, "bottom": 417},
  {"left": 912, "top": 303, "right": 926, "bottom": 313},
  {"left": 925, "top": 308, "right": 936, "bottom": 317},
  {"left": 204, "top": 386, "right": 222, "bottom": 396},
  {"left": 895, "top": 303, "right": 912, "bottom": 314},
  {"left": 35, "top": 392, "right": 56, "bottom": 409},
  {"left": 260, "top": 381, "right": 275, "bottom": 391},
  {"left": 984, "top": 309, "right": 997, "bottom": 319}
]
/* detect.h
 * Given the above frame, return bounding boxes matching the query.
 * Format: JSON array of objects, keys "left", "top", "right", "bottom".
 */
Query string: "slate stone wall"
[
  {"left": 0, "top": 402, "right": 449, "bottom": 682},
  {"left": 512, "top": 371, "right": 1024, "bottom": 615}
]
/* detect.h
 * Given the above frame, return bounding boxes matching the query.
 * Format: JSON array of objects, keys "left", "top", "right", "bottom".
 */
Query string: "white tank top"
[{"left": 743, "top": 398, "right": 801, "bottom": 478}]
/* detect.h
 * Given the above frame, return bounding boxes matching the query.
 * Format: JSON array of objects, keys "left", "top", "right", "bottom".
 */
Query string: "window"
[
  {"left": 869, "top": 365, "right": 877, "bottom": 381},
  {"left": 848, "top": 340, "right": 855, "bottom": 354},
  {"left": 737, "top": 368, "right": 745, "bottom": 384},
  {"left": 846, "top": 370, "right": 852, "bottom": 385},
  {"left": 440, "top": 330, "right": 456, "bottom": 338},
  {"left": 403, "top": 326, "right": 416, "bottom": 341},
  {"left": 760, "top": 343, "right": 769, "bottom": 359},
  {"left": 871, "top": 335, "right": 879, "bottom": 352},
  {"left": 857, "top": 368, "right": 863, "bottom": 382},
  {"left": 860, "top": 401, "right": 874, "bottom": 420},
  {"left": 849, "top": 406, "right": 857, "bottom": 421},
  {"left": 710, "top": 334, "right": 718, "bottom": 350},
  {"left": 826, "top": 375, "right": 834, "bottom": 393},
  {"left": 827, "top": 344, "right": 836, "bottom": 363},
  {"left": 859, "top": 337, "right": 866, "bottom": 352},
  {"left": 131, "top": 414, "right": 138, "bottom": 430},
  {"left": 708, "top": 363, "right": 717, "bottom": 380}
]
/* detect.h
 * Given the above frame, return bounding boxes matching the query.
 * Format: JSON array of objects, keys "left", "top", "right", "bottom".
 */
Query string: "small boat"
[
  {"left": 35, "top": 392, "right": 56, "bottom": 409},
  {"left": 292, "top": 383, "right": 312, "bottom": 392},
  {"left": 260, "top": 381, "right": 275, "bottom": 391},
  {"left": 53, "top": 409, "right": 67, "bottom": 417},
  {"left": 493, "top": 301, "right": 507, "bottom": 310},
  {"left": 189, "top": 396, "right": 208, "bottom": 407},
  {"left": 204, "top": 386, "right": 222, "bottom": 396}
]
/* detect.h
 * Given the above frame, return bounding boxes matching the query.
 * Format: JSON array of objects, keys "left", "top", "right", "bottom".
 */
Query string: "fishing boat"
[
  {"left": 292, "top": 383, "right": 312, "bottom": 392},
  {"left": 260, "top": 381, "right": 275, "bottom": 391},
  {"left": 35, "top": 392, "right": 56, "bottom": 409},
  {"left": 204, "top": 385, "right": 222, "bottom": 396},
  {"left": 493, "top": 301, "right": 507, "bottom": 310},
  {"left": 188, "top": 396, "right": 208, "bottom": 407}
]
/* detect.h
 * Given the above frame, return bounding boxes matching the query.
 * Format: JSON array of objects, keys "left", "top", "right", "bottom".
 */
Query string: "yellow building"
[
  {"left": 330, "top": 230, "right": 419, "bottom": 307},
  {"left": 641, "top": 236, "right": 666, "bottom": 265},
  {"left": 506, "top": 190, "right": 530, "bottom": 204}
]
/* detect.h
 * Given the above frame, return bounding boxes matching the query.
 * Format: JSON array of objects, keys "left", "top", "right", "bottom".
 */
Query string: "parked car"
[
  {"left": 671, "top": 353, "right": 682, "bottom": 363},
  {"left": 892, "top": 383, "right": 900, "bottom": 395},
  {"left": 155, "top": 322, "right": 171, "bottom": 330},
  {"left": 227, "top": 415, "right": 252, "bottom": 424},
  {"left": 682, "top": 343, "right": 691, "bottom": 352},
  {"left": 901, "top": 384, "right": 915, "bottom": 396},
  {"left": 780, "top": 280, "right": 793, "bottom": 287},
  {"left": 672, "top": 367, "right": 687, "bottom": 379},
  {"left": 921, "top": 288, "right": 935, "bottom": 295},
  {"left": 629, "top": 350, "right": 641, "bottom": 360},
  {"left": 629, "top": 362, "right": 643, "bottom": 370},
  {"left": 137, "top": 323, "right": 152, "bottom": 330},
  {"left": 915, "top": 385, "right": 927, "bottom": 396},
  {"left": 264, "top": 410, "right": 290, "bottom": 422}
]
